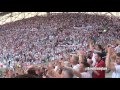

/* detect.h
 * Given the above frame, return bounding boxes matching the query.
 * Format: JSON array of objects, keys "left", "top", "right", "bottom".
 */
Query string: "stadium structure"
[{"left": 0, "top": 12, "right": 120, "bottom": 25}]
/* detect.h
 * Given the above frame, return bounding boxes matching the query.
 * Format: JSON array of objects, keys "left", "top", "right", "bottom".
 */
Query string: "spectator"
[
  {"left": 70, "top": 55, "right": 80, "bottom": 72},
  {"left": 61, "top": 68, "right": 74, "bottom": 78},
  {"left": 27, "top": 68, "right": 38, "bottom": 77},
  {"left": 93, "top": 52, "right": 105, "bottom": 78},
  {"left": 106, "top": 47, "right": 120, "bottom": 78}
]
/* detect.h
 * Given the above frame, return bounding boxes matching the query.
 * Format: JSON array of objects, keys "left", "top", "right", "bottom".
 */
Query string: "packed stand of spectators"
[{"left": 0, "top": 13, "right": 120, "bottom": 78}]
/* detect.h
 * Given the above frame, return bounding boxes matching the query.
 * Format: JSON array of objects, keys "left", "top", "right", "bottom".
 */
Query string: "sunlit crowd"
[{"left": 0, "top": 13, "right": 120, "bottom": 78}]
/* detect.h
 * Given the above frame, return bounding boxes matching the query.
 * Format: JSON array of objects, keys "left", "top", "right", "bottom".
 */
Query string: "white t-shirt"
[
  {"left": 115, "top": 45, "right": 120, "bottom": 53},
  {"left": 73, "top": 64, "right": 80, "bottom": 72},
  {"left": 112, "top": 64, "right": 120, "bottom": 78},
  {"left": 81, "top": 72, "right": 91, "bottom": 78},
  {"left": 72, "top": 64, "right": 80, "bottom": 78},
  {"left": 92, "top": 53, "right": 96, "bottom": 66},
  {"left": 87, "top": 70, "right": 93, "bottom": 78}
]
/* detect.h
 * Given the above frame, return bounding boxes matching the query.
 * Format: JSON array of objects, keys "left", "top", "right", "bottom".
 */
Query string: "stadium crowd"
[{"left": 0, "top": 13, "right": 120, "bottom": 78}]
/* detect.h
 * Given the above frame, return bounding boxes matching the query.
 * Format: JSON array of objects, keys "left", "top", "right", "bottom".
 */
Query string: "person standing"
[
  {"left": 106, "top": 47, "right": 120, "bottom": 78},
  {"left": 93, "top": 52, "right": 105, "bottom": 78}
]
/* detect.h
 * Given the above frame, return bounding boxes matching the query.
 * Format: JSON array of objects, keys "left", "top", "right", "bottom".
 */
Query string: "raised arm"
[
  {"left": 105, "top": 47, "right": 116, "bottom": 72},
  {"left": 89, "top": 40, "right": 94, "bottom": 51}
]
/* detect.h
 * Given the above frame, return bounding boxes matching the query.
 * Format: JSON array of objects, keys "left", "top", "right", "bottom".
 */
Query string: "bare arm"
[
  {"left": 89, "top": 40, "right": 94, "bottom": 51},
  {"left": 105, "top": 47, "right": 116, "bottom": 72}
]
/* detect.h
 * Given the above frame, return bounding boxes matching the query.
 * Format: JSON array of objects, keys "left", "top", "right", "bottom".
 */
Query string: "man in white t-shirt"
[
  {"left": 69, "top": 55, "right": 80, "bottom": 78},
  {"left": 106, "top": 47, "right": 120, "bottom": 78},
  {"left": 70, "top": 55, "right": 80, "bottom": 72},
  {"left": 112, "top": 63, "right": 120, "bottom": 78},
  {"left": 115, "top": 45, "right": 120, "bottom": 53},
  {"left": 73, "top": 62, "right": 91, "bottom": 78}
]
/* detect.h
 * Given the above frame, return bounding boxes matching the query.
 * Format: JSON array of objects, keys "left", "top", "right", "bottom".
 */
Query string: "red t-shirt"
[{"left": 93, "top": 60, "right": 105, "bottom": 78}]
